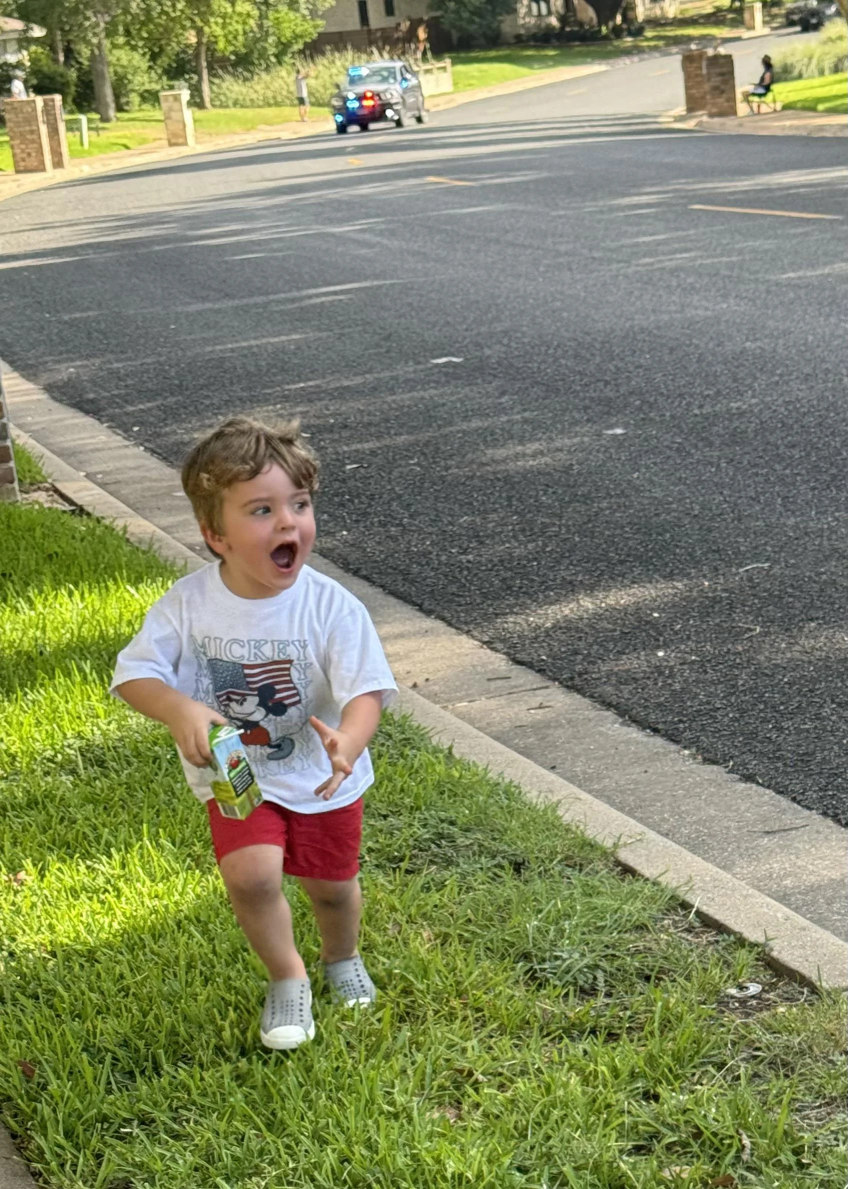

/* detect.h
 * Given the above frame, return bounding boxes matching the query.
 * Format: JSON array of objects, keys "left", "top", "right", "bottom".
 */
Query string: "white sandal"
[
  {"left": 324, "top": 956, "right": 377, "bottom": 1007},
  {"left": 260, "top": 978, "right": 315, "bottom": 1049}
]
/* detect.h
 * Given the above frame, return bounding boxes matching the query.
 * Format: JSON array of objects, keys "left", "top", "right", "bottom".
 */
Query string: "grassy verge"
[
  {"left": 0, "top": 106, "right": 328, "bottom": 173},
  {"left": 1, "top": 450, "right": 845, "bottom": 1188},
  {"left": 449, "top": 23, "right": 742, "bottom": 91},
  {"left": 11, "top": 439, "right": 47, "bottom": 487},
  {"left": 774, "top": 72, "right": 848, "bottom": 112}
]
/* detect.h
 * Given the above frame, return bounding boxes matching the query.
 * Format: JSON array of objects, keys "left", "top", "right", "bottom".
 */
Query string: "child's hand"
[
  {"left": 163, "top": 696, "right": 228, "bottom": 768},
  {"left": 310, "top": 716, "right": 355, "bottom": 799}
]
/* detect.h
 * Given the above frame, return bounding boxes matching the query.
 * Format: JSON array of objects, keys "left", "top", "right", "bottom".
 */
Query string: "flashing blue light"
[
  {"left": 349, "top": 66, "right": 368, "bottom": 76},
  {"left": 346, "top": 99, "right": 359, "bottom": 109},
  {"left": 334, "top": 113, "right": 344, "bottom": 122},
  {"left": 400, "top": 77, "right": 409, "bottom": 88}
]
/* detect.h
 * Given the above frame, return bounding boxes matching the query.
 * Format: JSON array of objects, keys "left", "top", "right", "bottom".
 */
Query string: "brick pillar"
[
  {"left": 681, "top": 50, "right": 708, "bottom": 114},
  {"left": 41, "top": 94, "right": 70, "bottom": 169},
  {"left": 3, "top": 96, "right": 53, "bottom": 173},
  {"left": 159, "top": 90, "right": 196, "bottom": 147},
  {"left": 743, "top": 1, "right": 763, "bottom": 29},
  {"left": 705, "top": 53, "right": 739, "bottom": 117},
  {"left": 0, "top": 372, "right": 20, "bottom": 503}
]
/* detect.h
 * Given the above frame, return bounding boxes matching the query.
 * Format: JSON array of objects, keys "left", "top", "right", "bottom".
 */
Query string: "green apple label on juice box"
[{"left": 208, "top": 724, "right": 263, "bottom": 820}]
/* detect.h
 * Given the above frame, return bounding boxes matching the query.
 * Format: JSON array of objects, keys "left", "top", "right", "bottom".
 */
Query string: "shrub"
[
  {"left": 774, "top": 19, "right": 847, "bottom": 80},
  {"left": 26, "top": 46, "right": 77, "bottom": 109},
  {"left": 429, "top": 0, "right": 515, "bottom": 46},
  {"left": 74, "top": 42, "right": 164, "bottom": 113},
  {"left": 209, "top": 49, "right": 376, "bottom": 108}
]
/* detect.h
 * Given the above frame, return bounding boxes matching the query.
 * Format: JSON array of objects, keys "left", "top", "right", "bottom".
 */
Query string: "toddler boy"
[{"left": 112, "top": 416, "right": 397, "bottom": 1049}]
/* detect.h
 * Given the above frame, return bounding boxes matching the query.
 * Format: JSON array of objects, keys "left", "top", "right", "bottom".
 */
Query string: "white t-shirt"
[
  {"left": 111, "top": 562, "right": 397, "bottom": 813},
  {"left": 295, "top": 74, "right": 308, "bottom": 100}
]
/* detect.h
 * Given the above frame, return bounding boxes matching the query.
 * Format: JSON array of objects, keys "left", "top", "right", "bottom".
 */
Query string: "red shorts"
[{"left": 207, "top": 796, "right": 363, "bottom": 881}]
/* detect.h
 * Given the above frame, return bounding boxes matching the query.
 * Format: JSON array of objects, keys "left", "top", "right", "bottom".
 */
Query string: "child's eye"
[
  {"left": 295, "top": 500, "right": 311, "bottom": 512},
  {"left": 251, "top": 505, "right": 271, "bottom": 516}
]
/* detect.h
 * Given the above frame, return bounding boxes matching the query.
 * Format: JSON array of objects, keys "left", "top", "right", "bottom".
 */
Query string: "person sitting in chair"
[{"left": 745, "top": 56, "right": 775, "bottom": 113}]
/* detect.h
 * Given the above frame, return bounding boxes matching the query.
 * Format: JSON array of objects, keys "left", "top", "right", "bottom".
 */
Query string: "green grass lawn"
[
  {"left": 449, "top": 24, "right": 742, "bottom": 91},
  {"left": 0, "top": 105, "right": 327, "bottom": 173},
  {"left": 1, "top": 446, "right": 846, "bottom": 1189},
  {"left": 773, "top": 72, "right": 848, "bottom": 113}
]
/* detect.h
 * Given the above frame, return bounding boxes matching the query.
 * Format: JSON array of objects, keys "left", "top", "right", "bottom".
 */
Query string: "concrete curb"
[
  {"left": 0, "top": 119, "right": 330, "bottom": 205},
  {"left": 0, "top": 1128, "right": 35, "bottom": 1189},
  {"left": 10, "top": 422, "right": 847, "bottom": 992},
  {"left": 398, "top": 689, "right": 847, "bottom": 990}
]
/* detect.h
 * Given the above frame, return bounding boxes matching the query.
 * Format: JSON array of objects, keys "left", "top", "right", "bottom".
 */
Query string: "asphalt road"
[{"left": 2, "top": 45, "right": 847, "bottom": 825}]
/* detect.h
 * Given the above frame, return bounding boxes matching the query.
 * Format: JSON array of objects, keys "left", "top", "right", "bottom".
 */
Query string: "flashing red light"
[{"left": 363, "top": 89, "right": 376, "bottom": 106}]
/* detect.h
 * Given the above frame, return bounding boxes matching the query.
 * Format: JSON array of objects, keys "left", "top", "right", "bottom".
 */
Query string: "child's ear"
[{"left": 200, "top": 522, "right": 226, "bottom": 557}]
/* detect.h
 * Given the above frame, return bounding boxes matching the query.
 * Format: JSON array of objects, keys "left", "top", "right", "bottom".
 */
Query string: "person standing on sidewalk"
[
  {"left": 295, "top": 68, "right": 311, "bottom": 121},
  {"left": 111, "top": 416, "right": 397, "bottom": 1051},
  {"left": 9, "top": 71, "right": 27, "bottom": 99}
]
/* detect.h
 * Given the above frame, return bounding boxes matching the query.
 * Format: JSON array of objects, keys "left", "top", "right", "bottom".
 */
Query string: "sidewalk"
[
  {"left": 5, "top": 360, "right": 846, "bottom": 990},
  {"left": 679, "top": 109, "right": 847, "bottom": 136}
]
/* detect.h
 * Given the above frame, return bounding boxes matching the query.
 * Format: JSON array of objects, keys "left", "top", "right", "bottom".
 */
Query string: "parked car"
[
  {"left": 784, "top": 0, "right": 839, "bottom": 28},
  {"left": 330, "top": 61, "right": 428, "bottom": 134}
]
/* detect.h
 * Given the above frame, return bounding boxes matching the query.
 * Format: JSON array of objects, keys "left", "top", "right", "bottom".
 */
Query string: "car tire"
[
  {"left": 395, "top": 110, "right": 408, "bottom": 129},
  {"left": 416, "top": 106, "right": 428, "bottom": 124},
  {"left": 360, "top": 122, "right": 370, "bottom": 131},
  {"left": 335, "top": 123, "right": 348, "bottom": 134}
]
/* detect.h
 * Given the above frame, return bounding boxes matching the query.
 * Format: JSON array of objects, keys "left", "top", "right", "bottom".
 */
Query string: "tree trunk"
[
  {"left": 90, "top": 26, "right": 116, "bottom": 122},
  {"left": 52, "top": 25, "right": 64, "bottom": 65},
  {"left": 196, "top": 28, "right": 212, "bottom": 109}
]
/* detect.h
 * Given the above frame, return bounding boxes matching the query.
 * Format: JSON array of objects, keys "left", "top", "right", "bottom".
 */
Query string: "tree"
[
  {"left": 125, "top": 0, "right": 329, "bottom": 108},
  {"left": 5, "top": 0, "right": 126, "bottom": 118},
  {"left": 582, "top": 0, "right": 624, "bottom": 30},
  {"left": 428, "top": 0, "right": 515, "bottom": 47}
]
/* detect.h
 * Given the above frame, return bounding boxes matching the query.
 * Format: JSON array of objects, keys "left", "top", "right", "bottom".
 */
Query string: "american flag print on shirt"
[{"left": 207, "top": 657, "right": 302, "bottom": 709}]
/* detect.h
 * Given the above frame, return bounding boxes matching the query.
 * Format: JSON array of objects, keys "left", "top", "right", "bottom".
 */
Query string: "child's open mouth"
[{"left": 271, "top": 543, "right": 297, "bottom": 572}]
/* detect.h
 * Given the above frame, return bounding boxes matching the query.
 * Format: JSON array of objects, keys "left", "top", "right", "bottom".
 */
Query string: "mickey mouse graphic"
[{"left": 207, "top": 657, "right": 303, "bottom": 762}]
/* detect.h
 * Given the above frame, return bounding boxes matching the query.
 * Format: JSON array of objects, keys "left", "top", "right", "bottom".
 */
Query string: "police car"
[{"left": 330, "top": 61, "right": 428, "bottom": 133}]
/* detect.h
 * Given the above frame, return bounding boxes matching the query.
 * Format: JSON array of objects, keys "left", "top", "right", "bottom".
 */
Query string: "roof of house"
[{"left": 0, "top": 17, "right": 47, "bottom": 37}]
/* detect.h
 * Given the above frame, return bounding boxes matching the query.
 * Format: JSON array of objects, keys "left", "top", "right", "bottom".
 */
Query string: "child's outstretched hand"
[{"left": 310, "top": 716, "right": 355, "bottom": 799}]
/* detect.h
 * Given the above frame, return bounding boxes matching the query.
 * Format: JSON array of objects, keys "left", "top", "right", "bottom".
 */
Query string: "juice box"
[{"left": 208, "top": 724, "right": 263, "bottom": 820}]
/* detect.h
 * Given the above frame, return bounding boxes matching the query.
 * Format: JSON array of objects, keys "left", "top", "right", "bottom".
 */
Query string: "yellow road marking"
[
  {"left": 690, "top": 203, "right": 841, "bottom": 220},
  {"left": 426, "top": 175, "right": 474, "bottom": 186},
  {"left": 650, "top": 69, "right": 671, "bottom": 76},
  {"left": 565, "top": 87, "right": 588, "bottom": 95},
  {"left": 347, "top": 157, "right": 364, "bottom": 166}
]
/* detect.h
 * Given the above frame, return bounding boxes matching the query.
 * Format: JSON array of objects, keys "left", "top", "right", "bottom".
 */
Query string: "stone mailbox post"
[
  {"left": 41, "top": 95, "right": 70, "bottom": 170},
  {"left": 681, "top": 50, "right": 709, "bottom": 113},
  {"left": 743, "top": 2, "right": 763, "bottom": 30},
  {"left": 159, "top": 90, "right": 196, "bottom": 147},
  {"left": 3, "top": 96, "right": 53, "bottom": 173},
  {"left": 704, "top": 53, "right": 739, "bottom": 117},
  {"left": 681, "top": 50, "right": 739, "bottom": 117}
]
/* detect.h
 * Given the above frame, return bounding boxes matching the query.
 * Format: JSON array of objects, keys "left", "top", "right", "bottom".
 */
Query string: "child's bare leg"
[
  {"left": 298, "top": 875, "right": 361, "bottom": 964},
  {"left": 220, "top": 844, "right": 307, "bottom": 980}
]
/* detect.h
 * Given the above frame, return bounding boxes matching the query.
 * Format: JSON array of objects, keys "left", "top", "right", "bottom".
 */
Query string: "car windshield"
[{"left": 346, "top": 66, "right": 400, "bottom": 86}]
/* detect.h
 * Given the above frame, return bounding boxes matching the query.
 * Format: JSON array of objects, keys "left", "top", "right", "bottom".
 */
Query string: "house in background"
[
  {"left": 307, "top": 0, "right": 607, "bottom": 54},
  {"left": 309, "top": 0, "right": 447, "bottom": 51},
  {"left": 0, "top": 17, "right": 46, "bottom": 65}
]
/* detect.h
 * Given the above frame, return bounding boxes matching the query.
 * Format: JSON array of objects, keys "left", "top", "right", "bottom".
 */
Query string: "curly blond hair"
[{"left": 181, "top": 416, "right": 319, "bottom": 534}]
